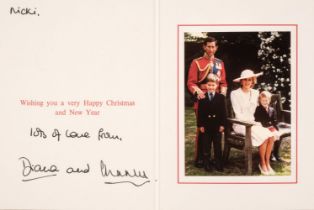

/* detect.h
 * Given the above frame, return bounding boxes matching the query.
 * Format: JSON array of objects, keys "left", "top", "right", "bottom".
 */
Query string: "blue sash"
[{"left": 213, "top": 62, "right": 218, "bottom": 74}]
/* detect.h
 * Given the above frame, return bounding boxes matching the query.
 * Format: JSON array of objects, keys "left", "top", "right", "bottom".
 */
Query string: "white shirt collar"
[{"left": 208, "top": 92, "right": 215, "bottom": 97}]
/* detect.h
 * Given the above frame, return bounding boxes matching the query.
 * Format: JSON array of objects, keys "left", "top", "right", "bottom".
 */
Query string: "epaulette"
[{"left": 195, "top": 57, "right": 203, "bottom": 60}]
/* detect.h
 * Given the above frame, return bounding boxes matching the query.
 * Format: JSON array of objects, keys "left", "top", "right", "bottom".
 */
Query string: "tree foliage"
[{"left": 256, "top": 32, "right": 291, "bottom": 108}]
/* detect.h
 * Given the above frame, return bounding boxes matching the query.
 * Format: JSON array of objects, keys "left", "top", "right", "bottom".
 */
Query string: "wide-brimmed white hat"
[{"left": 233, "top": 69, "right": 263, "bottom": 82}]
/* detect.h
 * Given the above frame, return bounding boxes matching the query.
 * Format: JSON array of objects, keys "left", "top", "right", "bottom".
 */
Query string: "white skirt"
[{"left": 233, "top": 124, "right": 276, "bottom": 147}]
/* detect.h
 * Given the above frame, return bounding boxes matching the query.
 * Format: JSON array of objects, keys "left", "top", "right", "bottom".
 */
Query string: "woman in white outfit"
[{"left": 231, "top": 69, "right": 275, "bottom": 175}]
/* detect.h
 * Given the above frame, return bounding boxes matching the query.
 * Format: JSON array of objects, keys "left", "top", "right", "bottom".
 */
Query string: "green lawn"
[{"left": 185, "top": 106, "right": 291, "bottom": 176}]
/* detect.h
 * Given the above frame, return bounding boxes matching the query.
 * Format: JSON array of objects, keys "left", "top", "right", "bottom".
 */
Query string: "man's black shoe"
[
  {"left": 204, "top": 162, "right": 213, "bottom": 172},
  {"left": 194, "top": 160, "right": 204, "bottom": 168},
  {"left": 215, "top": 163, "right": 224, "bottom": 172}
]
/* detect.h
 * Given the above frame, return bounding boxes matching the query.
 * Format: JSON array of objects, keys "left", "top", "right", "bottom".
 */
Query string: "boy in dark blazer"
[{"left": 197, "top": 74, "right": 226, "bottom": 172}]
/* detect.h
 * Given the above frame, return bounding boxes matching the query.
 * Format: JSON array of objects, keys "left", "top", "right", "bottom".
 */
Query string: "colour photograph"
[{"left": 178, "top": 25, "right": 297, "bottom": 183}]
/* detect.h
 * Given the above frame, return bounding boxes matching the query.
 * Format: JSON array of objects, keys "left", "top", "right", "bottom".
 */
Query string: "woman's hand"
[
  {"left": 199, "top": 127, "right": 205, "bottom": 133},
  {"left": 219, "top": 126, "right": 224, "bottom": 133}
]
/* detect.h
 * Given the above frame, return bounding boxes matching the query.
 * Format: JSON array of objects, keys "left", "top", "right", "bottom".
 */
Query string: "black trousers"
[{"left": 199, "top": 131, "right": 222, "bottom": 164}]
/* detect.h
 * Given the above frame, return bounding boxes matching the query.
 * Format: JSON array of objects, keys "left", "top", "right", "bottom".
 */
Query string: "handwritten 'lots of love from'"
[{"left": 30, "top": 127, "right": 122, "bottom": 142}]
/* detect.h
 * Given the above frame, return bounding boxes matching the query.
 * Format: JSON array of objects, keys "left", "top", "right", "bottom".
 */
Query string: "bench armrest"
[
  {"left": 281, "top": 109, "right": 291, "bottom": 123},
  {"left": 227, "top": 118, "right": 255, "bottom": 127}
]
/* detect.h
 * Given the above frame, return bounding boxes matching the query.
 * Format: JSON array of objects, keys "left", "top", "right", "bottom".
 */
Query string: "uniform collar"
[{"left": 203, "top": 53, "right": 215, "bottom": 61}]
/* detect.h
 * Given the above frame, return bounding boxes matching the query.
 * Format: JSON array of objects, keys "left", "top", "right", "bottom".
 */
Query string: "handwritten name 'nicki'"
[{"left": 10, "top": 7, "right": 40, "bottom": 16}]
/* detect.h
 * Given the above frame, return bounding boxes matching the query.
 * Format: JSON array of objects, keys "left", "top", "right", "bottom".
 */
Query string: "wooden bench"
[{"left": 223, "top": 92, "right": 291, "bottom": 175}]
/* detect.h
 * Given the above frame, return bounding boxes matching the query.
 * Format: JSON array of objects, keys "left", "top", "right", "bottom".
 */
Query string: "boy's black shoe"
[
  {"left": 216, "top": 166, "right": 224, "bottom": 172},
  {"left": 270, "top": 153, "right": 284, "bottom": 162},
  {"left": 272, "top": 139, "right": 283, "bottom": 162},
  {"left": 274, "top": 156, "right": 284, "bottom": 162},
  {"left": 204, "top": 161, "right": 213, "bottom": 172},
  {"left": 215, "top": 162, "right": 224, "bottom": 172},
  {"left": 203, "top": 155, "right": 213, "bottom": 172},
  {"left": 270, "top": 153, "right": 277, "bottom": 162}
]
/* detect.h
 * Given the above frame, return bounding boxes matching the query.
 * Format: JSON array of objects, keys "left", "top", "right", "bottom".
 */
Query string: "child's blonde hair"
[
  {"left": 259, "top": 91, "right": 272, "bottom": 104},
  {"left": 204, "top": 73, "right": 219, "bottom": 84}
]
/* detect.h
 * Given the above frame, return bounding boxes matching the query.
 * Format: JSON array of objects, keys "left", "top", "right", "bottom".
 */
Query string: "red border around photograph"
[{"left": 177, "top": 24, "right": 298, "bottom": 184}]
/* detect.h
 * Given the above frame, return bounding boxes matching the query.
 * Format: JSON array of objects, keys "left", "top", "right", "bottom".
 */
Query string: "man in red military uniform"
[{"left": 187, "top": 36, "right": 228, "bottom": 168}]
